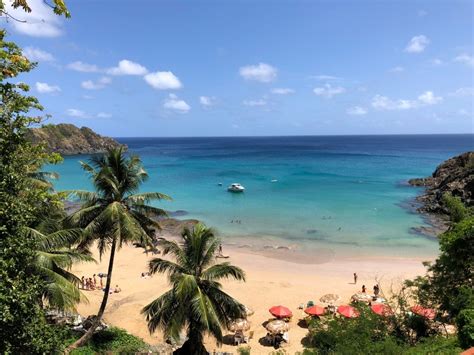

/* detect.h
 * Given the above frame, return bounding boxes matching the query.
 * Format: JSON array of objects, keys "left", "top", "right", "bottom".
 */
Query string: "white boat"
[{"left": 227, "top": 183, "right": 245, "bottom": 192}]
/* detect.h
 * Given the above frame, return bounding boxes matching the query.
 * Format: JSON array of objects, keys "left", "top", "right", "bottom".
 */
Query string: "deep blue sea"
[{"left": 50, "top": 134, "right": 473, "bottom": 259}]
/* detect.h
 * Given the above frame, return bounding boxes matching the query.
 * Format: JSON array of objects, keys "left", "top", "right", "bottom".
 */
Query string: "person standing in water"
[{"left": 353, "top": 273, "right": 358, "bottom": 284}]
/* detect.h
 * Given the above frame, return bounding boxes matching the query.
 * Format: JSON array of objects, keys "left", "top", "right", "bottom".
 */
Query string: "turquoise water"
[{"left": 50, "top": 135, "right": 473, "bottom": 259}]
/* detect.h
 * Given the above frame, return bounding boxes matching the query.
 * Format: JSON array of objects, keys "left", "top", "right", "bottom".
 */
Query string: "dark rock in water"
[
  {"left": 409, "top": 226, "right": 440, "bottom": 240},
  {"left": 306, "top": 229, "right": 319, "bottom": 235},
  {"left": 408, "top": 151, "right": 474, "bottom": 215},
  {"left": 26, "top": 123, "right": 125, "bottom": 155}
]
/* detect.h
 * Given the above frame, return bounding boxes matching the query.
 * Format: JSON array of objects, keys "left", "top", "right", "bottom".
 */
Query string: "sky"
[{"left": 3, "top": 0, "right": 474, "bottom": 137}]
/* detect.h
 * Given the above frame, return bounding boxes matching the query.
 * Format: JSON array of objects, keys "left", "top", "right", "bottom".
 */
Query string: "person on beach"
[
  {"left": 218, "top": 243, "right": 223, "bottom": 256},
  {"left": 114, "top": 284, "right": 121, "bottom": 293},
  {"left": 99, "top": 277, "right": 103, "bottom": 289},
  {"left": 353, "top": 273, "right": 358, "bottom": 284},
  {"left": 362, "top": 285, "right": 366, "bottom": 293},
  {"left": 81, "top": 276, "right": 85, "bottom": 289},
  {"left": 89, "top": 277, "right": 95, "bottom": 290},
  {"left": 93, "top": 274, "right": 97, "bottom": 288},
  {"left": 85, "top": 278, "right": 90, "bottom": 290},
  {"left": 373, "top": 284, "right": 379, "bottom": 296}
]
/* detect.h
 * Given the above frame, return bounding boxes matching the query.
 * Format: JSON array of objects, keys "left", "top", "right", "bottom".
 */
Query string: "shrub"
[{"left": 457, "top": 309, "right": 474, "bottom": 349}]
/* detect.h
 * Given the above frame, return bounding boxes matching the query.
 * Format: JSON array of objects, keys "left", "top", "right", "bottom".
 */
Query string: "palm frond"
[{"left": 202, "top": 263, "right": 246, "bottom": 282}]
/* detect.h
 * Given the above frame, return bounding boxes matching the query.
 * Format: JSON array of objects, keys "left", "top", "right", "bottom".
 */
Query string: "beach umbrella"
[
  {"left": 411, "top": 305, "right": 436, "bottom": 320},
  {"left": 371, "top": 304, "right": 393, "bottom": 316},
  {"left": 337, "top": 305, "right": 360, "bottom": 318},
  {"left": 319, "top": 294, "right": 340, "bottom": 304},
  {"left": 243, "top": 305, "right": 254, "bottom": 317},
  {"left": 265, "top": 319, "right": 290, "bottom": 334},
  {"left": 351, "top": 292, "right": 373, "bottom": 303},
  {"left": 304, "top": 305, "right": 326, "bottom": 316},
  {"left": 228, "top": 318, "right": 251, "bottom": 332},
  {"left": 269, "top": 305, "right": 292, "bottom": 318}
]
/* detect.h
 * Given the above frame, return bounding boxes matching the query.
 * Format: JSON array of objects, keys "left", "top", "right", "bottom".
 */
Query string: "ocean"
[{"left": 50, "top": 134, "right": 473, "bottom": 260}]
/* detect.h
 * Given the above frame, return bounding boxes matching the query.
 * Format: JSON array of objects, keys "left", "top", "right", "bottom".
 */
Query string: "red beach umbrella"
[
  {"left": 371, "top": 304, "right": 393, "bottom": 316},
  {"left": 337, "top": 305, "right": 359, "bottom": 318},
  {"left": 269, "top": 305, "right": 293, "bottom": 318},
  {"left": 411, "top": 305, "right": 436, "bottom": 320},
  {"left": 304, "top": 305, "right": 326, "bottom": 316}
]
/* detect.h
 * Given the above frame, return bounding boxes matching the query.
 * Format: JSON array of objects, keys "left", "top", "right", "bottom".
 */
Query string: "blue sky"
[{"left": 3, "top": 0, "right": 474, "bottom": 137}]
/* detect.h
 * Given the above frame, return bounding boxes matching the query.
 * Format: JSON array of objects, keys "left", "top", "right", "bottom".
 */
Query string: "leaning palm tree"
[
  {"left": 142, "top": 224, "right": 246, "bottom": 355},
  {"left": 28, "top": 225, "right": 93, "bottom": 311},
  {"left": 66, "top": 147, "right": 171, "bottom": 351}
]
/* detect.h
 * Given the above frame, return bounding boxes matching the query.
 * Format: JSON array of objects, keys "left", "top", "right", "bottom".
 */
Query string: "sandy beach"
[{"left": 72, "top": 225, "right": 433, "bottom": 355}]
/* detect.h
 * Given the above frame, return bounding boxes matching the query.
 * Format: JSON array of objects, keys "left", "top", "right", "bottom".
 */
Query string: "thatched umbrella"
[
  {"left": 228, "top": 318, "right": 251, "bottom": 332},
  {"left": 319, "top": 293, "right": 340, "bottom": 304},
  {"left": 351, "top": 292, "right": 373, "bottom": 303},
  {"left": 265, "top": 319, "right": 290, "bottom": 334},
  {"left": 243, "top": 305, "right": 254, "bottom": 317}
]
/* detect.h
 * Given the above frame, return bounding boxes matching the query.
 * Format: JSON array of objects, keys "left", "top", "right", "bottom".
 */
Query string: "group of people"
[
  {"left": 81, "top": 274, "right": 102, "bottom": 290},
  {"left": 353, "top": 273, "right": 380, "bottom": 296}
]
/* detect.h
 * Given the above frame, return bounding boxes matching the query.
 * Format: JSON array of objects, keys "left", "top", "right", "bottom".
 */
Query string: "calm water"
[{"left": 50, "top": 135, "right": 473, "bottom": 259}]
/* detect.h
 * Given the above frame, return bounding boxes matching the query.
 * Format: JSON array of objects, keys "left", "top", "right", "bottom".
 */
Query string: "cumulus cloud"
[
  {"left": 454, "top": 54, "right": 474, "bottom": 67},
  {"left": 199, "top": 96, "right": 216, "bottom": 107},
  {"left": 107, "top": 59, "right": 148, "bottom": 75},
  {"left": 97, "top": 112, "right": 112, "bottom": 118},
  {"left": 23, "top": 47, "right": 54, "bottom": 62},
  {"left": 242, "top": 99, "right": 267, "bottom": 106},
  {"left": 271, "top": 88, "right": 295, "bottom": 95},
  {"left": 163, "top": 94, "right": 190, "bottom": 113},
  {"left": 239, "top": 63, "right": 277, "bottom": 83},
  {"left": 144, "top": 71, "right": 182, "bottom": 90},
  {"left": 449, "top": 87, "right": 474, "bottom": 97},
  {"left": 4, "top": 0, "right": 63, "bottom": 37},
  {"left": 404, "top": 35, "right": 430, "bottom": 53},
  {"left": 418, "top": 91, "right": 443, "bottom": 105},
  {"left": 389, "top": 66, "right": 404, "bottom": 73},
  {"left": 346, "top": 106, "right": 368, "bottom": 115},
  {"left": 313, "top": 84, "right": 346, "bottom": 98},
  {"left": 371, "top": 91, "right": 442, "bottom": 110},
  {"left": 67, "top": 61, "right": 100, "bottom": 73},
  {"left": 81, "top": 76, "right": 112, "bottom": 90},
  {"left": 35, "top": 82, "right": 61, "bottom": 94},
  {"left": 66, "top": 108, "right": 90, "bottom": 119}
]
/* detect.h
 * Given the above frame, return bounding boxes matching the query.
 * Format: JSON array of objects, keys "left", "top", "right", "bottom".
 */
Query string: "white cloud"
[
  {"left": 418, "top": 91, "right": 443, "bottom": 105},
  {"left": 144, "top": 71, "right": 182, "bottom": 90},
  {"left": 346, "top": 106, "right": 368, "bottom": 115},
  {"left": 389, "top": 66, "right": 404, "bottom": 73},
  {"left": 97, "top": 112, "right": 112, "bottom": 118},
  {"left": 371, "top": 91, "right": 442, "bottom": 110},
  {"left": 66, "top": 109, "right": 90, "bottom": 119},
  {"left": 313, "top": 84, "right": 346, "bottom": 98},
  {"left": 271, "top": 88, "right": 295, "bottom": 95},
  {"left": 458, "top": 109, "right": 471, "bottom": 117},
  {"left": 23, "top": 47, "right": 54, "bottom": 62},
  {"left": 405, "top": 35, "right": 430, "bottom": 53},
  {"left": 242, "top": 99, "right": 267, "bottom": 106},
  {"left": 67, "top": 61, "right": 100, "bottom": 73},
  {"left": 449, "top": 87, "right": 474, "bottom": 97},
  {"left": 35, "top": 82, "right": 60, "bottom": 94},
  {"left": 199, "top": 96, "right": 216, "bottom": 107},
  {"left": 239, "top": 63, "right": 277, "bottom": 83},
  {"left": 454, "top": 54, "right": 474, "bottom": 67},
  {"left": 431, "top": 58, "right": 443, "bottom": 66},
  {"left": 163, "top": 94, "right": 190, "bottom": 113},
  {"left": 310, "top": 75, "right": 341, "bottom": 81},
  {"left": 107, "top": 59, "right": 148, "bottom": 75},
  {"left": 4, "top": 0, "right": 63, "bottom": 37},
  {"left": 81, "top": 76, "right": 112, "bottom": 90}
]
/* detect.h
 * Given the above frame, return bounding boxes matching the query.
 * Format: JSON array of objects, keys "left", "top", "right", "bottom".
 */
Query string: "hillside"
[{"left": 26, "top": 124, "right": 124, "bottom": 155}]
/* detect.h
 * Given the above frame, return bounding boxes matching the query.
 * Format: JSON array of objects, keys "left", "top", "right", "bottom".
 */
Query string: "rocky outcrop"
[
  {"left": 26, "top": 123, "right": 124, "bottom": 155},
  {"left": 409, "top": 151, "right": 474, "bottom": 215}
]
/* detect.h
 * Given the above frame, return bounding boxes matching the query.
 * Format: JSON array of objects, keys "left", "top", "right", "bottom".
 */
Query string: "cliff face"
[
  {"left": 409, "top": 151, "right": 474, "bottom": 214},
  {"left": 26, "top": 124, "right": 124, "bottom": 155}
]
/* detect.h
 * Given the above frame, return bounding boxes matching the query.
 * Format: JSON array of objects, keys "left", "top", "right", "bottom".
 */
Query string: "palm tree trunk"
[{"left": 66, "top": 237, "right": 117, "bottom": 352}]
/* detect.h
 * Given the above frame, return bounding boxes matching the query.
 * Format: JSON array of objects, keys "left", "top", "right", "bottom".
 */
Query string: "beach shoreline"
[{"left": 72, "top": 227, "right": 434, "bottom": 354}]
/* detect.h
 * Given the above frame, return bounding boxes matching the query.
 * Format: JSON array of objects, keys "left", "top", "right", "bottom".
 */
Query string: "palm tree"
[
  {"left": 28, "top": 224, "right": 93, "bottom": 311},
  {"left": 66, "top": 147, "right": 171, "bottom": 351},
  {"left": 142, "top": 224, "right": 246, "bottom": 355}
]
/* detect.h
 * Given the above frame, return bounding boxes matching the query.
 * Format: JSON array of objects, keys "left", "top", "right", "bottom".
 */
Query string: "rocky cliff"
[
  {"left": 26, "top": 123, "right": 124, "bottom": 155},
  {"left": 409, "top": 151, "right": 474, "bottom": 214}
]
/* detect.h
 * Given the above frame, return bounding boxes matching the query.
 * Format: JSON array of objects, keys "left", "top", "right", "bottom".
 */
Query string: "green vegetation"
[
  {"left": 65, "top": 327, "right": 148, "bottom": 354},
  {"left": 66, "top": 147, "right": 171, "bottom": 350},
  {"left": 442, "top": 193, "right": 471, "bottom": 223},
  {"left": 142, "top": 224, "right": 246, "bottom": 355}
]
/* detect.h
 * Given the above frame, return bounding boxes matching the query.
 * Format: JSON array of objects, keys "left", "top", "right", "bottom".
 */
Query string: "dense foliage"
[{"left": 142, "top": 224, "right": 246, "bottom": 355}]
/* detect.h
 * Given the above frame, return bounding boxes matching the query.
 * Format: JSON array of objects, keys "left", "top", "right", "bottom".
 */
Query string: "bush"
[
  {"left": 457, "top": 309, "right": 474, "bottom": 349},
  {"left": 237, "top": 346, "right": 251, "bottom": 355},
  {"left": 65, "top": 327, "right": 148, "bottom": 354},
  {"left": 405, "top": 336, "right": 462, "bottom": 354}
]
